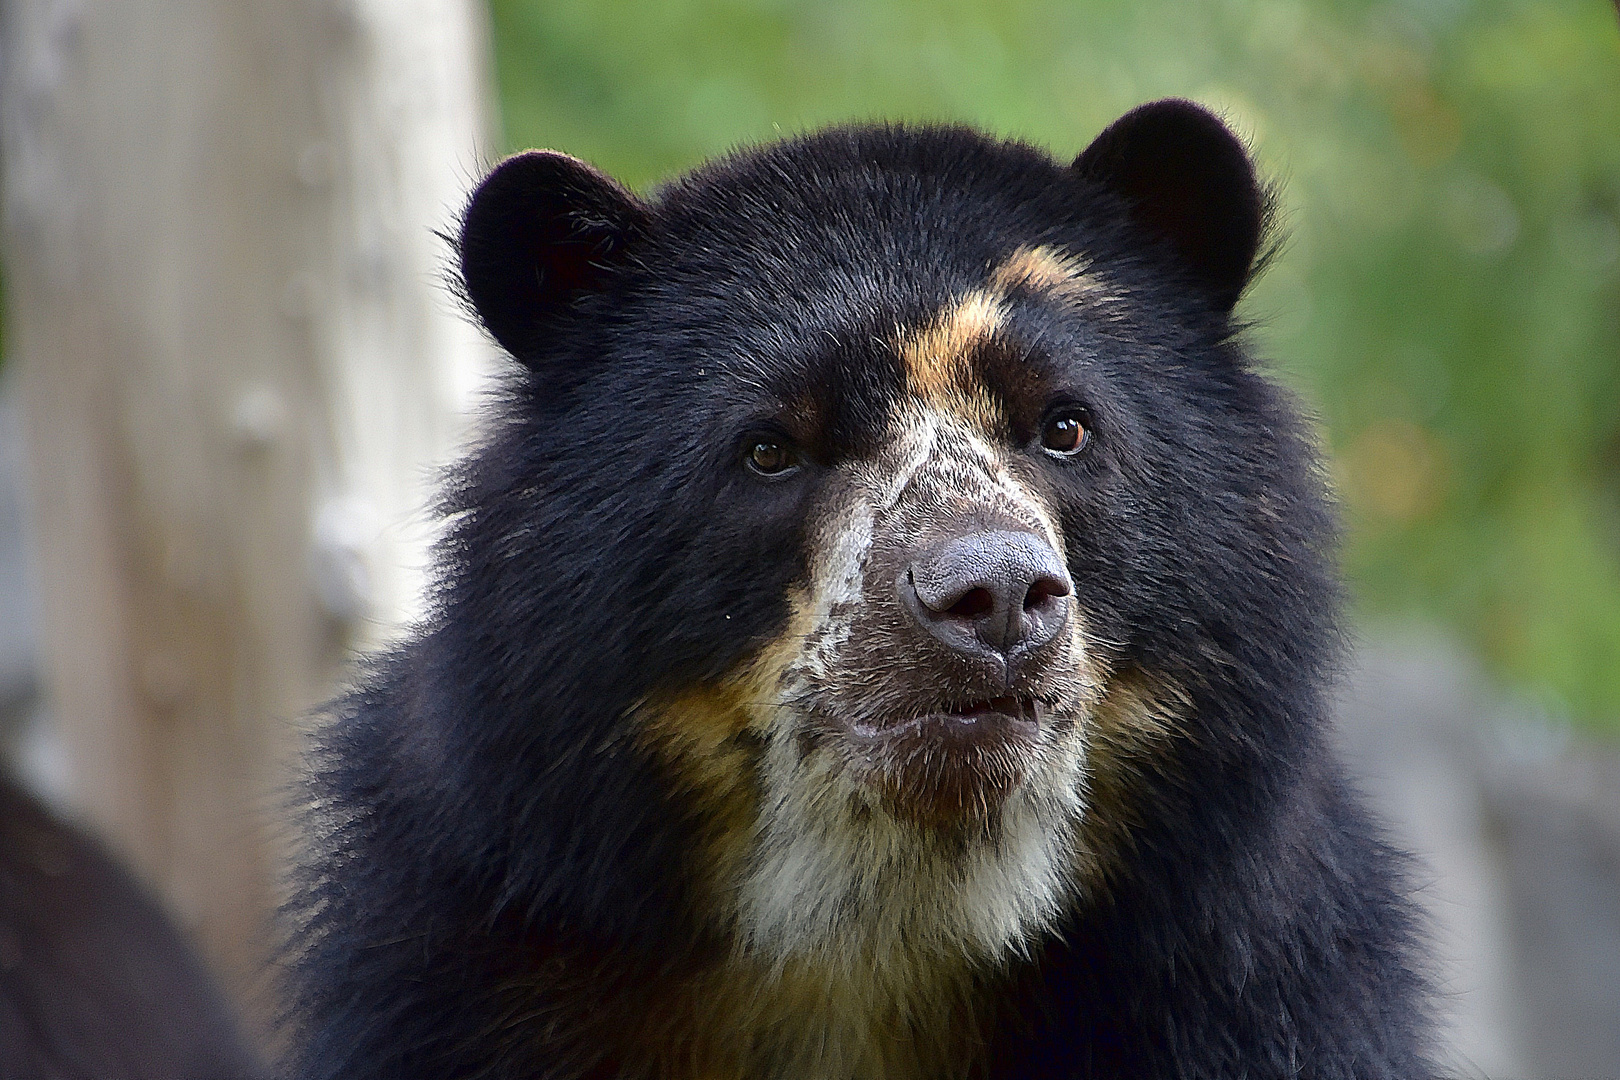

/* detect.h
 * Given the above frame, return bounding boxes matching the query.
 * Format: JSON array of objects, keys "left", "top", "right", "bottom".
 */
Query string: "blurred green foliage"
[{"left": 488, "top": 0, "right": 1620, "bottom": 730}]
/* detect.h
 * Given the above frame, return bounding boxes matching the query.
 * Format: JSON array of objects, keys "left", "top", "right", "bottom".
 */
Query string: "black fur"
[
  {"left": 1074, "top": 99, "right": 1268, "bottom": 311},
  {"left": 286, "top": 101, "right": 1433, "bottom": 1078}
]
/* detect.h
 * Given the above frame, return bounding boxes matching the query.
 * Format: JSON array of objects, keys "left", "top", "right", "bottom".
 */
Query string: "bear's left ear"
[
  {"left": 459, "top": 150, "right": 650, "bottom": 363},
  {"left": 1073, "top": 99, "right": 1264, "bottom": 312}
]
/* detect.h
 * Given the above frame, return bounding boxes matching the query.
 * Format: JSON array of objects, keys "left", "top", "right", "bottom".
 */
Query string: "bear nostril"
[
  {"left": 947, "top": 588, "right": 995, "bottom": 619},
  {"left": 1023, "top": 576, "right": 1071, "bottom": 612}
]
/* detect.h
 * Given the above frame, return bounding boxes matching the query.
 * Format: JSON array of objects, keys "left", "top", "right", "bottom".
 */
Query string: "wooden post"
[{"left": 0, "top": 0, "right": 499, "bottom": 1035}]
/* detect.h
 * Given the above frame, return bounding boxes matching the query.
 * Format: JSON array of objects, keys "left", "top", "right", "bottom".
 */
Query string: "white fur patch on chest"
[{"left": 734, "top": 733, "right": 1084, "bottom": 967}]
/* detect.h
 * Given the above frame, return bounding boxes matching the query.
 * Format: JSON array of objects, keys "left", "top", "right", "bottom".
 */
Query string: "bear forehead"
[
  {"left": 657, "top": 124, "right": 1077, "bottom": 240},
  {"left": 639, "top": 127, "right": 1099, "bottom": 323},
  {"left": 611, "top": 239, "right": 1123, "bottom": 462},
  {"left": 614, "top": 129, "right": 1149, "bottom": 406}
]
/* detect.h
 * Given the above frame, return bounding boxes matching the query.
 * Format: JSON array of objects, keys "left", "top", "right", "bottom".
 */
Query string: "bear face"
[
  {"left": 452, "top": 100, "right": 1313, "bottom": 965},
  {"left": 290, "top": 102, "right": 1426, "bottom": 1080}
]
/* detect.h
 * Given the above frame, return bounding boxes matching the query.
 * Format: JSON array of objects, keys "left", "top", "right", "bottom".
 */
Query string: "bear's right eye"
[{"left": 745, "top": 438, "right": 799, "bottom": 477}]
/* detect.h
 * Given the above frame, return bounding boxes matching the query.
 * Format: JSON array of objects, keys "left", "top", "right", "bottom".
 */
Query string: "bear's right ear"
[{"left": 458, "top": 151, "right": 649, "bottom": 363}]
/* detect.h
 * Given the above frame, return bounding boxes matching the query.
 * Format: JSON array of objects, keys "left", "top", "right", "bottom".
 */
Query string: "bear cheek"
[{"left": 626, "top": 477, "right": 874, "bottom": 801}]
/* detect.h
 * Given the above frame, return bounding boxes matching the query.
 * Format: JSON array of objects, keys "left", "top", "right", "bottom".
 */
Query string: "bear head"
[{"left": 444, "top": 100, "right": 1331, "bottom": 983}]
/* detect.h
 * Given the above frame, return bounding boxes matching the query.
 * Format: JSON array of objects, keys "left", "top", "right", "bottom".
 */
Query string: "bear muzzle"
[{"left": 807, "top": 526, "right": 1078, "bottom": 824}]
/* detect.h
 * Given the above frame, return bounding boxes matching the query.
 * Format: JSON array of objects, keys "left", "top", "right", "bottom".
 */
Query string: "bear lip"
[{"left": 844, "top": 695, "right": 1040, "bottom": 747}]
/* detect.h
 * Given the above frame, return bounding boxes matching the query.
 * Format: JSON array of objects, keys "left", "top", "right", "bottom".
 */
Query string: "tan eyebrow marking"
[
  {"left": 898, "top": 289, "right": 1004, "bottom": 405},
  {"left": 991, "top": 244, "right": 1117, "bottom": 304},
  {"left": 896, "top": 244, "right": 1118, "bottom": 433}
]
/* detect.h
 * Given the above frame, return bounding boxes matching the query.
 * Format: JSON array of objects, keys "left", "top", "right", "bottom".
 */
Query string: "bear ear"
[
  {"left": 1073, "top": 99, "right": 1264, "bottom": 312},
  {"left": 458, "top": 150, "right": 649, "bottom": 362}
]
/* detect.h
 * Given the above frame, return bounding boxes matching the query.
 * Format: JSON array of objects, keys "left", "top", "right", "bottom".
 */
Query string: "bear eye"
[
  {"left": 745, "top": 438, "right": 799, "bottom": 477},
  {"left": 1040, "top": 408, "right": 1090, "bottom": 457}
]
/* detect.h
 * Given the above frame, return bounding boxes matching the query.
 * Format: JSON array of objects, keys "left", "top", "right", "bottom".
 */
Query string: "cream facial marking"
[
  {"left": 719, "top": 409, "right": 1101, "bottom": 971},
  {"left": 896, "top": 244, "right": 1121, "bottom": 436},
  {"left": 991, "top": 243, "right": 1120, "bottom": 306},
  {"left": 1071, "top": 668, "right": 1190, "bottom": 888},
  {"left": 898, "top": 290, "right": 1004, "bottom": 401}
]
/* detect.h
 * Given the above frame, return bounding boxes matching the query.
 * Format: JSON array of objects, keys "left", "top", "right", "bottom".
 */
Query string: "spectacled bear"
[{"left": 285, "top": 99, "right": 1434, "bottom": 1079}]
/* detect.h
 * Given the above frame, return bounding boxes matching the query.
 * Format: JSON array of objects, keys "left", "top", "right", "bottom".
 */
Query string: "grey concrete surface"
[
  {"left": 1337, "top": 633, "right": 1620, "bottom": 1079},
  {"left": 1482, "top": 733, "right": 1620, "bottom": 1077},
  {"left": 1333, "top": 636, "right": 1531, "bottom": 1078}
]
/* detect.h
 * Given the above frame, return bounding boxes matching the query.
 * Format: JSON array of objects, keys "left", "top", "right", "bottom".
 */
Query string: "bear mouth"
[
  {"left": 832, "top": 696, "right": 1044, "bottom": 825},
  {"left": 844, "top": 695, "right": 1040, "bottom": 748}
]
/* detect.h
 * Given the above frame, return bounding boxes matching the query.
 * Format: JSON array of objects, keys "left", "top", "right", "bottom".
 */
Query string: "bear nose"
[{"left": 902, "top": 530, "right": 1073, "bottom": 666}]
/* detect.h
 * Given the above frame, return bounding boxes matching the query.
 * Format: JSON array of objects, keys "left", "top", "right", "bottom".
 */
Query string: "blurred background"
[{"left": 1, "top": 0, "right": 1616, "bottom": 1075}]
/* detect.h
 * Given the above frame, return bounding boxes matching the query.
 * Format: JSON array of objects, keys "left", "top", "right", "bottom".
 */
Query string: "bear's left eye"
[
  {"left": 745, "top": 438, "right": 799, "bottom": 477},
  {"left": 1040, "top": 408, "right": 1090, "bottom": 457}
]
